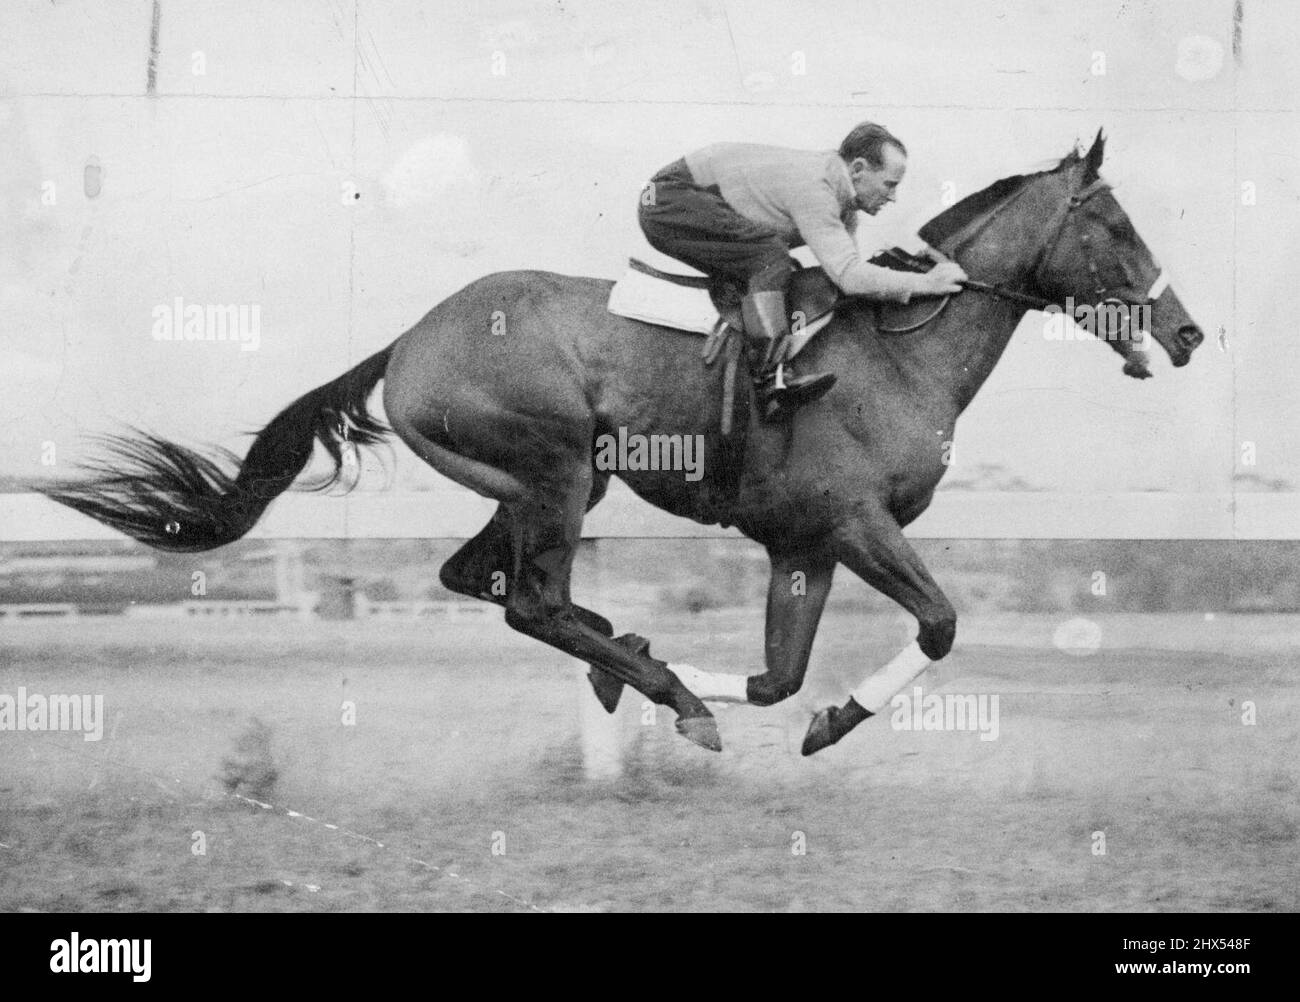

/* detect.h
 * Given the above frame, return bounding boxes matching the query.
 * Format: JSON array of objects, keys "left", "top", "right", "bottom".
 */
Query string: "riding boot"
[{"left": 740, "top": 290, "right": 837, "bottom": 421}]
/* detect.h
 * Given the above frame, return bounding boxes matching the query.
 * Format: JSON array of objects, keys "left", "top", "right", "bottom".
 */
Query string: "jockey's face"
[{"left": 849, "top": 144, "right": 907, "bottom": 215}]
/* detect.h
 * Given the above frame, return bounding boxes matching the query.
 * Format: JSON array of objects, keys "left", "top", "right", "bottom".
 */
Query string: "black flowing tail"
[{"left": 40, "top": 346, "right": 394, "bottom": 553}]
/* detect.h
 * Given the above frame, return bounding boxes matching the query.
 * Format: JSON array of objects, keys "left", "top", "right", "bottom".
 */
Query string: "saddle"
[
  {"left": 611, "top": 261, "right": 840, "bottom": 434},
  {"left": 614, "top": 247, "right": 938, "bottom": 344},
  {"left": 606, "top": 249, "right": 939, "bottom": 434},
  {"left": 617, "top": 258, "right": 838, "bottom": 343}
]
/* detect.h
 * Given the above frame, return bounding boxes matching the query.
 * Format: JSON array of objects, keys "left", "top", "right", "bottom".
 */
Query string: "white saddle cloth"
[
  {"left": 606, "top": 266, "right": 719, "bottom": 334},
  {"left": 606, "top": 266, "right": 835, "bottom": 358}
]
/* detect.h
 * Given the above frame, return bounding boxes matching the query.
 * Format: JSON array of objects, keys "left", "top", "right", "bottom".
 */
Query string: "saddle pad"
[
  {"left": 607, "top": 266, "right": 835, "bottom": 357},
  {"left": 606, "top": 265, "right": 719, "bottom": 334}
]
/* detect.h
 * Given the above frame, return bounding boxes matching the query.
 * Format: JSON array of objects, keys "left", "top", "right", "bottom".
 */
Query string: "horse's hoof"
[
  {"left": 675, "top": 716, "right": 723, "bottom": 752},
  {"left": 587, "top": 667, "right": 623, "bottom": 714},
  {"left": 801, "top": 707, "right": 839, "bottom": 757}
]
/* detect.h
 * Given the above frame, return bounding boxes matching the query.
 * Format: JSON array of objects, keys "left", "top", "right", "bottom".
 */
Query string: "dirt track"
[{"left": 1, "top": 611, "right": 1295, "bottom": 911}]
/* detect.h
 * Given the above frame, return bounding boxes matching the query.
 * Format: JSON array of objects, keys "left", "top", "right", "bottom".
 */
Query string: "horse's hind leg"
[
  {"left": 503, "top": 475, "right": 721, "bottom": 751},
  {"left": 387, "top": 349, "right": 714, "bottom": 745},
  {"left": 439, "top": 504, "right": 613, "bottom": 636},
  {"left": 449, "top": 490, "right": 656, "bottom": 715}
]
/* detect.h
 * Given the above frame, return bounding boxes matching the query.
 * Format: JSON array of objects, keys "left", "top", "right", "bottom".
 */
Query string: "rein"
[{"left": 875, "top": 173, "right": 1168, "bottom": 332}]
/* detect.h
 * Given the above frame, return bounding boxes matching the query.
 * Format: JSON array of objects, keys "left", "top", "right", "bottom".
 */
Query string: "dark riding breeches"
[{"left": 638, "top": 158, "right": 795, "bottom": 294}]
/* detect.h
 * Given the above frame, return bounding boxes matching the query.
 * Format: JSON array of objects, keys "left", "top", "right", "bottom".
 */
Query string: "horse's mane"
[{"left": 917, "top": 150, "right": 1081, "bottom": 249}]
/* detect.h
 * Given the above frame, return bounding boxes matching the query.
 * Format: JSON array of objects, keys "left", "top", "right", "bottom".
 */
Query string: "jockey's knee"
[{"left": 747, "top": 256, "right": 796, "bottom": 294}]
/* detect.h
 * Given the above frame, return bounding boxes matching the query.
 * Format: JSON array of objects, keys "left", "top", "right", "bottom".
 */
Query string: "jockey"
[{"left": 639, "top": 122, "right": 967, "bottom": 420}]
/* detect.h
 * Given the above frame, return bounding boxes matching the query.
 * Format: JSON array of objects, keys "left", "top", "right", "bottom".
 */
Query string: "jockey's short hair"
[{"left": 839, "top": 122, "right": 907, "bottom": 167}]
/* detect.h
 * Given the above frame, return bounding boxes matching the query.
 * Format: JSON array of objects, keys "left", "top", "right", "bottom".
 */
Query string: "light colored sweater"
[{"left": 684, "top": 142, "right": 923, "bottom": 302}]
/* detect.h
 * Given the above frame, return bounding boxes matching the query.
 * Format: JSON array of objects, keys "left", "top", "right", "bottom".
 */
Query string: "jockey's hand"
[{"left": 921, "top": 262, "right": 967, "bottom": 296}]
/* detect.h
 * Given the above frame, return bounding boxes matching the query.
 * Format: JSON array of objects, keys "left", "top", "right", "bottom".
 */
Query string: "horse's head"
[{"left": 1031, "top": 130, "right": 1204, "bottom": 377}]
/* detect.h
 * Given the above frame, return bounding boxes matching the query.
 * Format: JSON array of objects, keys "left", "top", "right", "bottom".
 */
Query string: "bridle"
[{"left": 878, "top": 170, "right": 1169, "bottom": 333}]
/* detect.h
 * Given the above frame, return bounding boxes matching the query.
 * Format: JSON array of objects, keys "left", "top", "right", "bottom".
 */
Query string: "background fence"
[{"left": 3, "top": 484, "right": 1298, "bottom": 541}]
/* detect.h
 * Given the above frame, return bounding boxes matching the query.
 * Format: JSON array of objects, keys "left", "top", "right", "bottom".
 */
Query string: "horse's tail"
[{"left": 40, "top": 346, "right": 395, "bottom": 553}]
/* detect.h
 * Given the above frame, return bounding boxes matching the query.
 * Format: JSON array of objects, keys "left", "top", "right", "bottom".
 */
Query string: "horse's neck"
[{"left": 898, "top": 175, "right": 1068, "bottom": 413}]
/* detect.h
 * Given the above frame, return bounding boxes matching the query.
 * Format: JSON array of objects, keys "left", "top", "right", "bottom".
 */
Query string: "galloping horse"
[{"left": 42, "top": 132, "right": 1202, "bottom": 755}]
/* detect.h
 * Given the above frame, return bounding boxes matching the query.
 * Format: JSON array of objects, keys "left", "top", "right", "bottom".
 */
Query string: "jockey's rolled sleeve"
[{"left": 790, "top": 189, "right": 922, "bottom": 303}]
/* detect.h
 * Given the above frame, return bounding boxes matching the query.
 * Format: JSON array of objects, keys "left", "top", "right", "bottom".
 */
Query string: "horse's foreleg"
[
  {"left": 670, "top": 547, "right": 835, "bottom": 706},
  {"left": 801, "top": 512, "right": 956, "bottom": 756}
]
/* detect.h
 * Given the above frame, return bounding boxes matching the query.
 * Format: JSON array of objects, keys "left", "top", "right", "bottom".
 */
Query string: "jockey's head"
[{"left": 840, "top": 122, "right": 908, "bottom": 216}]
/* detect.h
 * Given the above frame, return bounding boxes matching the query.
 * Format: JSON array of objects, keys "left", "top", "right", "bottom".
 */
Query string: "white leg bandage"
[
  {"left": 850, "top": 642, "right": 932, "bottom": 714},
  {"left": 669, "top": 663, "right": 750, "bottom": 703}
]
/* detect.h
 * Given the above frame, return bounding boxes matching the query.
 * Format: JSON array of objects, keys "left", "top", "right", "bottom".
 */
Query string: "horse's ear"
[{"left": 1083, "top": 128, "right": 1106, "bottom": 179}]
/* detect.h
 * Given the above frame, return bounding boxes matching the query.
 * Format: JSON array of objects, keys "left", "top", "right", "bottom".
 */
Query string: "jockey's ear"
[{"left": 1083, "top": 128, "right": 1106, "bottom": 180}]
